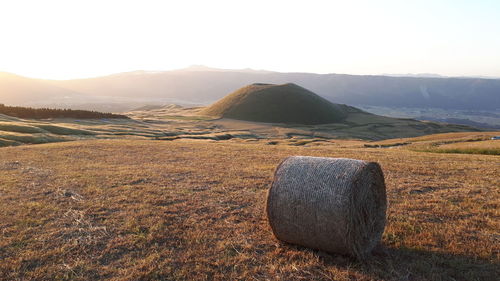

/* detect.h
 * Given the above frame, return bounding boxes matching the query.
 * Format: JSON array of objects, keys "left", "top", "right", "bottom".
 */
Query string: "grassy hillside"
[
  {"left": 200, "top": 83, "right": 352, "bottom": 125},
  {"left": 0, "top": 139, "right": 498, "bottom": 280},
  {"left": 415, "top": 140, "right": 499, "bottom": 155},
  {"left": 366, "top": 132, "right": 500, "bottom": 155},
  {"left": 0, "top": 102, "right": 487, "bottom": 149}
]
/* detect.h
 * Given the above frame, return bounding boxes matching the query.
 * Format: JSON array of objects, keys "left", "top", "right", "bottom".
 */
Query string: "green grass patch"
[
  {"left": 0, "top": 123, "right": 44, "bottom": 133},
  {"left": 0, "top": 137, "right": 21, "bottom": 147},
  {"left": 36, "top": 125, "right": 95, "bottom": 135},
  {"left": 0, "top": 133, "right": 68, "bottom": 144}
]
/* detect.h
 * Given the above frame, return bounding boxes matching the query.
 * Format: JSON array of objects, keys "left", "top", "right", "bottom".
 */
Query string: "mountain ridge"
[{"left": 1, "top": 68, "right": 499, "bottom": 112}]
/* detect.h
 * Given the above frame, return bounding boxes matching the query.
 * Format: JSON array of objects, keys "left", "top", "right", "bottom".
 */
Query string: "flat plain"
[{"left": 0, "top": 137, "right": 498, "bottom": 280}]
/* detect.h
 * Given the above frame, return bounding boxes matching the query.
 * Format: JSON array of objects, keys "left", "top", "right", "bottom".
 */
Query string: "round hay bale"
[{"left": 266, "top": 156, "right": 387, "bottom": 260}]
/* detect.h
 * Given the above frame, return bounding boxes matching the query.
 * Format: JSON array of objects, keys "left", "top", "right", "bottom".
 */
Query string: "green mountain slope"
[{"left": 200, "top": 83, "right": 358, "bottom": 125}]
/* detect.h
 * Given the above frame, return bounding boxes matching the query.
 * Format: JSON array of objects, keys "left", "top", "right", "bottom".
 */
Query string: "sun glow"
[{"left": 1, "top": 0, "right": 499, "bottom": 79}]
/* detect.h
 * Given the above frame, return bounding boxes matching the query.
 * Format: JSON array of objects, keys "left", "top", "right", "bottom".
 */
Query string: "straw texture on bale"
[{"left": 267, "top": 156, "right": 387, "bottom": 260}]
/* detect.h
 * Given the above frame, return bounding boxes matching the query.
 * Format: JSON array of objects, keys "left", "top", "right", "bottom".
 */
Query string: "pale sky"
[{"left": 1, "top": 0, "right": 499, "bottom": 79}]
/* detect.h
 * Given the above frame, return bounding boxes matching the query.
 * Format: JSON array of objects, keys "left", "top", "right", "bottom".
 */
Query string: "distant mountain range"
[
  {"left": 382, "top": 73, "right": 500, "bottom": 79},
  {"left": 1, "top": 66, "right": 499, "bottom": 113}
]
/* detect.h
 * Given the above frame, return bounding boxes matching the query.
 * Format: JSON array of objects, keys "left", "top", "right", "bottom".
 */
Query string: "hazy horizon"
[
  {"left": 1, "top": 0, "right": 500, "bottom": 80},
  {"left": 2, "top": 65, "right": 500, "bottom": 81}
]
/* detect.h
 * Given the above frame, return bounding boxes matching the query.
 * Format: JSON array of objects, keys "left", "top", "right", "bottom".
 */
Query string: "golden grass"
[
  {"left": 414, "top": 140, "right": 500, "bottom": 155},
  {"left": 0, "top": 139, "right": 498, "bottom": 280},
  {"left": 365, "top": 132, "right": 500, "bottom": 155},
  {"left": 369, "top": 132, "right": 498, "bottom": 146}
]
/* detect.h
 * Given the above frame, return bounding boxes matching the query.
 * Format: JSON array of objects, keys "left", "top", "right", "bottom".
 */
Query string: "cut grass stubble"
[{"left": 0, "top": 139, "right": 498, "bottom": 280}]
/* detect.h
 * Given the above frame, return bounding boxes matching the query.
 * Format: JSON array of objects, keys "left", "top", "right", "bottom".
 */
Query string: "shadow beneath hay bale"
[
  {"left": 276, "top": 240, "right": 498, "bottom": 280},
  {"left": 313, "top": 245, "right": 499, "bottom": 280}
]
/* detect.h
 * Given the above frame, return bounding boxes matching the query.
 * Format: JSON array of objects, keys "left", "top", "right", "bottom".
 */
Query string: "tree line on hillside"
[{"left": 0, "top": 104, "right": 129, "bottom": 119}]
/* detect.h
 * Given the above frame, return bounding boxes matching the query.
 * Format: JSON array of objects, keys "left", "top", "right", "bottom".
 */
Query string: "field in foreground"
[{"left": 0, "top": 139, "right": 498, "bottom": 280}]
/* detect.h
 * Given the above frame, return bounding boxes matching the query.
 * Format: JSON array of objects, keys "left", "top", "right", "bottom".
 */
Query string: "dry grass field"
[
  {"left": 367, "top": 132, "right": 500, "bottom": 155},
  {"left": 413, "top": 140, "right": 500, "bottom": 155},
  {"left": 0, "top": 138, "right": 498, "bottom": 280}
]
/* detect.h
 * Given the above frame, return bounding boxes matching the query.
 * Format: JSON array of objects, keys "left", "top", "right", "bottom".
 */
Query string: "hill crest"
[{"left": 200, "top": 83, "right": 355, "bottom": 125}]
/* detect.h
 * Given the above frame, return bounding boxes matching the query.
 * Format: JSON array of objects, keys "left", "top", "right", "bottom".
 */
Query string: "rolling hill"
[{"left": 200, "top": 83, "right": 354, "bottom": 125}]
